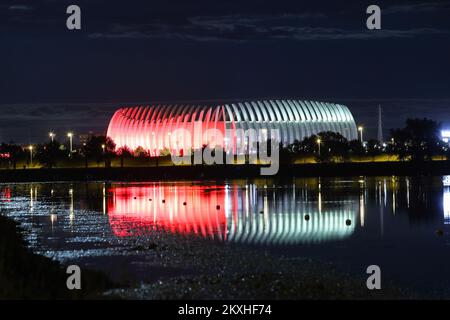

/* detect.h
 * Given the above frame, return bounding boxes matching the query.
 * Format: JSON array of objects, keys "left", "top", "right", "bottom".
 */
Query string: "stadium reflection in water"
[{"left": 107, "top": 183, "right": 358, "bottom": 245}]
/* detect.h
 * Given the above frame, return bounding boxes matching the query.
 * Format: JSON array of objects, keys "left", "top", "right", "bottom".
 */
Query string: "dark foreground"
[
  {"left": 1, "top": 160, "right": 450, "bottom": 182},
  {"left": 2, "top": 176, "right": 447, "bottom": 300},
  {"left": 0, "top": 213, "right": 413, "bottom": 300},
  {"left": 0, "top": 215, "right": 112, "bottom": 299}
]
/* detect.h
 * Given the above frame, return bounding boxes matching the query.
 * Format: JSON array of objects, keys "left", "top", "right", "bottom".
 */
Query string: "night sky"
[{"left": 1, "top": 0, "right": 450, "bottom": 143}]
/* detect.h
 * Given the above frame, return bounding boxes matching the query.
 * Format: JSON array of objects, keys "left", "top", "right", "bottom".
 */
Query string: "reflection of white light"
[
  {"left": 102, "top": 184, "right": 106, "bottom": 215},
  {"left": 406, "top": 178, "right": 410, "bottom": 208},
  {"left": 444, "top": 187, "right": 450, "bottom": 225},
  {"left": 50, "top": 213, "right": 57, "bottom": 226},
  {"left": 318, "top": 191, "right": 322, "bottom": 214},
  {"left": 227, "top": 209, "right": 356, "bottom": 245},
  {"left": 30, "top": 187, "right": 34, "bottom": 212},
  {"left": 443, "top": 176, "right": 450, "bottom": 187},
  {"left": 69, "top": 188, "right": 74, "bottom": 224},
  {"left": 359, "top": 192, "right": 365, "bottom": 227}
]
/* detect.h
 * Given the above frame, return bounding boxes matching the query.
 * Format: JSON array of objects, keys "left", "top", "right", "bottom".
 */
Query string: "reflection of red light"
[
  {"left": 107, "top": 184, "right": 227, "bottom": 240},
  {"left": 1, "top": 187, "right": 11, "bottom": 202}
]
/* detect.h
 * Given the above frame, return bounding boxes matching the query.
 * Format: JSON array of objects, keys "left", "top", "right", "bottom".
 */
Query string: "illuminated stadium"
[{"left": 107, "top": 100, "right": 358, "bottom": 156}]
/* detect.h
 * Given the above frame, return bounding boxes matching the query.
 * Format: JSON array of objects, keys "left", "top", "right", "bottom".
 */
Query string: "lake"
[{"left": 1, "top": 176, "right": 449, "bottom": 298}]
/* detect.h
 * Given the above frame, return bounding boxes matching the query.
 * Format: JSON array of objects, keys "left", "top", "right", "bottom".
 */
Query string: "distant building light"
[
  {"left": 442, "top": 130, "right": 450, "bottom": 137},
  {"left": 441, "top": 130, "right": 450, "bottom": 143}
]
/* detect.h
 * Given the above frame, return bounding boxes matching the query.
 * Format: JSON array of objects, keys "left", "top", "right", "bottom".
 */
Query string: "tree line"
[{"left": 0, "top": 118, "right": 447, "bottom": 168}]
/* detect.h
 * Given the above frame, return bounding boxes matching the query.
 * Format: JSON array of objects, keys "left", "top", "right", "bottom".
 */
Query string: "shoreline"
[
  {"left": 0, "top": 212, "right": 416, "bottom": 300},
  {"left": 0, "top": 214, "right": 113, "bottom": 299},
  {"left": 1, "top": 161, "right": 450, "bottom": 183}
]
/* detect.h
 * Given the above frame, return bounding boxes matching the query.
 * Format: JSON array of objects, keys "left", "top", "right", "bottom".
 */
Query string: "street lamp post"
[
  {"left": 49, "top": 132, "right": 55, "bottom": 142},
  {"left": 316, "top": 138, "right": 321, "bottom": 157},
  {"left": 29, "top": 145, "right": 33, "bottom": 167},
  {"left": 358, "top": 126, "right": 364, "bottom": 143},
  {"left": 101, "top": 144, "right": 106, "bottom": 167},
  {"left": 67, "top": 132, "right": 73, "bottom": 156}
]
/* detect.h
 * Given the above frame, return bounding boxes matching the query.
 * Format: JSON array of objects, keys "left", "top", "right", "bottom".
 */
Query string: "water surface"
[{"left": 1, "top": 176, "right": 449, "bottom": 296}]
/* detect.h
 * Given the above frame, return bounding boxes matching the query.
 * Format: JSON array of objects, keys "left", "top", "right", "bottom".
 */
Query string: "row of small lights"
[
  {"left": 29, "top": 128, "right": 368, "bottom": 156},
  {"left": 29, "top": 132, "right": 105, "bottom": 151},
  {"left": 28, "top": 132, "right": 106, "bottom": 165},
  {"left": 313, "top": 126, "right": 364, "bottom": 155},
  {"left": 29, "top": 132, "right": 73, "bottom": 151}
]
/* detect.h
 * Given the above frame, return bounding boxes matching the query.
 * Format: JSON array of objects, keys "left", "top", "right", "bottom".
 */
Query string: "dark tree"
[
  {"left": 348, "top": 139, "right": 365, "bottom": 157},
  {"left": 0, "top": 143, "right": 26, "bottom": 169},
  {"left": 366, "top": 139, "right": 382, "bottom": 159},
  {"left": 293, "top": 132, "right": 348, "bottom": 162},
  {"left": 81, "top": 135, "right": 116, "bottom": 167},
  {"left": 390, "top": 118, "right": 442, "bottom": 161},
  {"left": 116, "top": 146, "right": 133, "bottom": 167},
  {"left": 134, "top": 146, "right": 149, "bottom": 158},
  {"left": 35, "top": 141, "right": 66, "bottom": 168}
]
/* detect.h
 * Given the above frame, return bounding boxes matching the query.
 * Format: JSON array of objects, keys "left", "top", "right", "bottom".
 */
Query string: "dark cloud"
[
  {"left": 2, "top": 0, "right": 450, "bottom": 125},
  {"left": 8, "top": 5, "right": 33, "bottom": 11},
  {"left": 0, "top": 103, "right": 118, "bottom": 143},
  {"left": 89, "top": 13, "right": 449, "bottom": 42},
  {"left": 384, "top": 1, "right": 450, "bottom": 14}
]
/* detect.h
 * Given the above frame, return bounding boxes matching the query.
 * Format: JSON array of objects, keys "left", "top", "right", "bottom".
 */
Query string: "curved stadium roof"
[{"left": 107, "top": 100, "right": 358, "bottom": 155}]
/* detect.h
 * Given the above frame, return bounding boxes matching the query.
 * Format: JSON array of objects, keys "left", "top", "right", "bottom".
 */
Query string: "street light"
[
  {"left": 358, "top": 126, "right": 364, "bottom": 143},
  {"left": 67, "top": 132, "right": 73, "bottom": 155},
  {"left": 49, "top": 132, "right": 55, "bottom": 142},
  {"left": 101, "top": 144, "right": 105, "bottom": 153},
  {"left": 28, "top": 145, "right": 33, "bottom": 166},
  {"left": 316, "top": 138, "right": 321, "bottom": 157}
]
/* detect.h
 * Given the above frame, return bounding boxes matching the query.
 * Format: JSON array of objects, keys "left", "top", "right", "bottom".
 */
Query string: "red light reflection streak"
[
  {"left": 1, "top": 187, "right": 11, "bottom": 202},
  {"left": 107, "top": 185, "right": 228, "bottom": 240}
]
